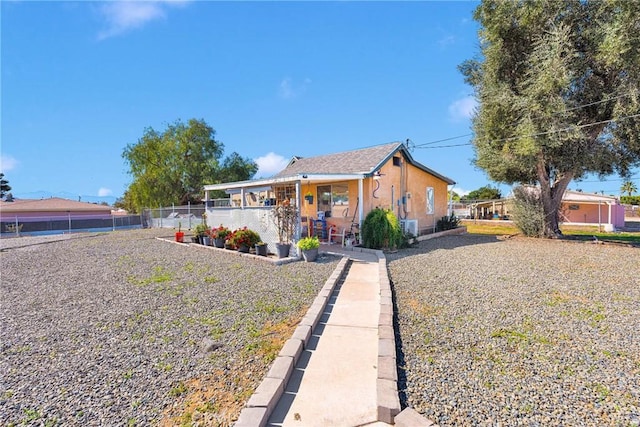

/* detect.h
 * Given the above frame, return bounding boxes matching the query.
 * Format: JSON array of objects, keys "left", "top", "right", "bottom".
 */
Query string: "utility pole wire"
[{"left": 416, "top": 112, "right": 640, "bottom": 149}]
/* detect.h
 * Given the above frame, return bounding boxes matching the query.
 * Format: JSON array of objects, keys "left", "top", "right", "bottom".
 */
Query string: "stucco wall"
[
  {"left": 293, "top": 152, "right": 452, "bottom": 236},
  {"left": 562, "top": 202, "right": 625, "bottom": 227},
  {"left": 366, "top": 157, "right": 450, "bottom": 234}
]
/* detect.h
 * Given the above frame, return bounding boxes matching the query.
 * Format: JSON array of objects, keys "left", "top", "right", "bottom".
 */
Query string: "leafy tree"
[
  {"left": 620, "top": 180, "right": 637, "bottom": 197},
  {"left": 448, "top": 191, "right": 461, "bottom": 202},
  {"left": 460, "top": 0, "right": 640, "bottom": 237},
  {"left": 0, "top": 173, "right": 11, "bottom": 199},
  {"left": 122, "top": 118, "right": 257, "bottom": 210},
  {"left": 462, "top": 185, "right": 502, "bottom": 201}
]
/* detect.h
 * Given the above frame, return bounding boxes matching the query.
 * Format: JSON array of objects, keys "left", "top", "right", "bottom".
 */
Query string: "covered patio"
[{"left": 203, "top": 173, "right": 367, "bottom": 256}]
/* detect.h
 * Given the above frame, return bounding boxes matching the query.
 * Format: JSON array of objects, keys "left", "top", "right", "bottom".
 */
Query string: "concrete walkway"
[
  {"left": 234, "top": 245, "right": 436, "bottom": 427},
  {"left": 268, "top": 251, "right": 387, "bottom": 426}
]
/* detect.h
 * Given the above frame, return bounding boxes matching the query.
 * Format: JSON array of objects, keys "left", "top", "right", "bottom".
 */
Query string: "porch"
[{"left": 203, "top": 175, "right": 366, "bottom": 256}]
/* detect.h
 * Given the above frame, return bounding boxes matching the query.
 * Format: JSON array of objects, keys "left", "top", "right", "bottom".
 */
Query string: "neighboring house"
[
  {"left": 560, "top": 191, "right": 625, "bottom": 231},
  {"left": 469, "top": 190, "right": 625, "bottom": 231},
  {"left": 0, "top": 197, "right": 124, "bottom": 234},
  {"left": 202, "top": 142, "right": 455, "bottom": 249}
]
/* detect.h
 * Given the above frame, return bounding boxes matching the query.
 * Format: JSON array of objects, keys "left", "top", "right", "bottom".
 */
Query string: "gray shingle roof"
[
  {"left": 273, "top": 141, "right": 455, "bottom": 184},
  {"left": 274, "top": 142, "right": 403, "bottom": 177}
]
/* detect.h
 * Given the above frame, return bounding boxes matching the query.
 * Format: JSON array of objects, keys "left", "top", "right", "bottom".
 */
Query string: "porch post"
[
  {"left": 358, "top": 178, "right": 364, "bottom": 242},
  {"left": 598, "top": 201, "right": 602, "bottom": 231},
  {"left": 295, "top": 180, "right": 302, "bottom": 244},
  {"left": 240, "top": 188, "right": 245, "bottom": 209}
]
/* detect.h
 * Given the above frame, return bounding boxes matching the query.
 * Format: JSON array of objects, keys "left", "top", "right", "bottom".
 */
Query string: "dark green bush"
[
  {"left": 361, "top": 208, "right": 402, "bottom": 250},
  {"left": 436, "top": 214, "right": 460, "bottom": 232}
]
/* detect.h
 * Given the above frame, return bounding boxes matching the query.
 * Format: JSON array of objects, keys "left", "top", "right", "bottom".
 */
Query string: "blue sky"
[{"left": 2, "top": 1, "right": 636, "bottom": 203}]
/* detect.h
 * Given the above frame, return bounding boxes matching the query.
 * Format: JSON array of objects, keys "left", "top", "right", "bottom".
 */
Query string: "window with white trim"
[{"left": 426, "top": 187, "right": 434, "bottom": 214}]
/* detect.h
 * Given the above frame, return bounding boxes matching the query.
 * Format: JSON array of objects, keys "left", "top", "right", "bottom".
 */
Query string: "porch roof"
[{"left": 203, "top": 173, "right": 366, "bottom": 191}]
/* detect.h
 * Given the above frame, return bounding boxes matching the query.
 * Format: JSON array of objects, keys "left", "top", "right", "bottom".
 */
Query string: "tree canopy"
[
  {"left": 620, "top": 180, "right": 637, "bottom": 197},
  {"left": 462, "top": 185, "right": 502, "bottom": 201},
  {"left": 461, "top": 0, "right": 640, "bottom": 237},
  {"left": 122, "top": 118, "right": 257, "bottom": 211},
  {"left": 0, "top": 173, "right": 11, "bottom": 200}
]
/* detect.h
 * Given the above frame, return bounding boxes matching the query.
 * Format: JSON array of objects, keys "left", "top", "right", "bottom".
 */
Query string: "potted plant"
[
  {"left": 271, "top": 201, "right": 298, "bottom": 258},
  {"left": 194, "top": 223, "right": 208, "bottom": 245},
  {"left": 304, "top": 191, "right": 314, "bottom": 204},
  {"left": 210, "top": 224, "right": 231, "bottom": 248},
  {"left": 175, "top": 222, "right": 185, "bottom": 243},
  {"left": 228, "top": 227, "right": 261, "bottom": 253},
  {"left": 297, "top": 236, "right": 320, "bottom": 262},
  {"left": 255, "top": 241, "right": 268, "bottom": 256}
]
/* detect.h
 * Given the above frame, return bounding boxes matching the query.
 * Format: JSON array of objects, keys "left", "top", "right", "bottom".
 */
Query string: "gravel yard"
[
  {"left": 388, "top": 234, "right": 640, "bottom": 427},
  {"left": 0, "top": 229, "right": 339, "bottom": 426}
]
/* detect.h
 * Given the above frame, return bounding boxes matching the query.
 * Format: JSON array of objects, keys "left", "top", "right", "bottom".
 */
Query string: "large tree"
[
  {"left": 122, "top": 118, "right": 257, "bottom": 210},
  {"left": 461, "top": 0, "right": 640, "bottom": 237}
]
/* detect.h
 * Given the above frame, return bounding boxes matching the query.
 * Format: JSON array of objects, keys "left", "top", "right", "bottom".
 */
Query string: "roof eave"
[{"left": 203, "top": 173, "right": 367, "bottom": 192}]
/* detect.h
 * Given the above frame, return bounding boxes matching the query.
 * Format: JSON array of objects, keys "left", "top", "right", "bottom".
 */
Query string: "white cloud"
[
  {"left": 278, "top": 77, "right": 312, "bottom": 99},
  {"left": 448, "top": 96, "right": 477, "bottom": 122},
  {"left": 0, "top": 155, "right": 18, "bottom": 172},
  {"left": 254, "top": 152, "right": 289, "bottom": 178},
  {"left": 452, "top": 186, "right": 470, "bottom": 196},
  {"left": 97, "top": 1, "right": 189, "bottom": 40},
  {"left": 98, "top": 187, "right": 113, "bottom": 197},
  {"left": 437, "top": 35, "right": 456, "bottom": 48}
]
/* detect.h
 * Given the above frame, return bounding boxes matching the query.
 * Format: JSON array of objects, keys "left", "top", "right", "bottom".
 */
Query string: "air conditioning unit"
[{"left": 399, "top": 219, "right": 418, "bottom": 236}]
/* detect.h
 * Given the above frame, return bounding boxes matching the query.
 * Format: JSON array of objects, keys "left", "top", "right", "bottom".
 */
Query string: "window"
[
  {"left": 426, "top": 187, "right": 434, "bottom": 214},
  {"left": 316, "top": 183, "right": 350, "bottom": 217}
]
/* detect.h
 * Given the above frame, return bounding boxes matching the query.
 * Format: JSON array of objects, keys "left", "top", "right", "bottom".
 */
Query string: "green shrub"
[
  {"left": 511, "top": 186, "right": 545, "bottom": 237},
  {"left": 436, "top": 214, "right": 460, "bottom": 232},
  {"left": 297, "top": 236, "right": 320, "bottom": 250},
  {"left": 361, "top": 208, "right": 402, "bottom": 250},
  {"left": 194, "top": 223, "right": 208, "bottom": 237},
  {"left": 620, "top": 195, "right": 640, "bottom": 205}
]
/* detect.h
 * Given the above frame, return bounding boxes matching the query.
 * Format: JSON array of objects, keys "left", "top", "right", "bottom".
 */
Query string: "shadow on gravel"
[
  {"left": 385, "top": 233, "right": 507, "bottom": 409},
  {"left": 385, "top": 233, "right": 507, "bottom": 264}
]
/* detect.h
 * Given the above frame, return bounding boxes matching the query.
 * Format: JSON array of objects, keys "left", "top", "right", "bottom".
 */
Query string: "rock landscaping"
[
  {"left": 0, "top": 229, "right": 339, "bottom": 426},
  {"left": 387, "top": 234, "right": 640, "bottom": 427}
]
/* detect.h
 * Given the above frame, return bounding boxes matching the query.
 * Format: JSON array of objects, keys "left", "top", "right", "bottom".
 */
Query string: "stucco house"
[
  {"left": 202, "top": 142, "right": 455, "bottom": 251},
  {"left": 469, "top": 190, "right": 625, "bottom": 231}
]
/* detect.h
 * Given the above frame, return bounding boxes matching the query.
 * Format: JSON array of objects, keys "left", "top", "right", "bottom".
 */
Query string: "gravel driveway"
[
  {"left": 0, "top": 229, "right": 339, "bottom": 426},
  {"left": 388, "top": 234, "right": 640, "bottom": 427}
]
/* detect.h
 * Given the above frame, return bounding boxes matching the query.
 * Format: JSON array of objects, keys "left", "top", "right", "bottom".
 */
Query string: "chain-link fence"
[
  {"left": 1, "top": 213, "right": 143, "bottom": 237},
  {"left": 144, "top": 203, "right": 304, "bottom": 256},
  {"left": 142, "top": 204, "right": 207, "bottom": 230}
]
